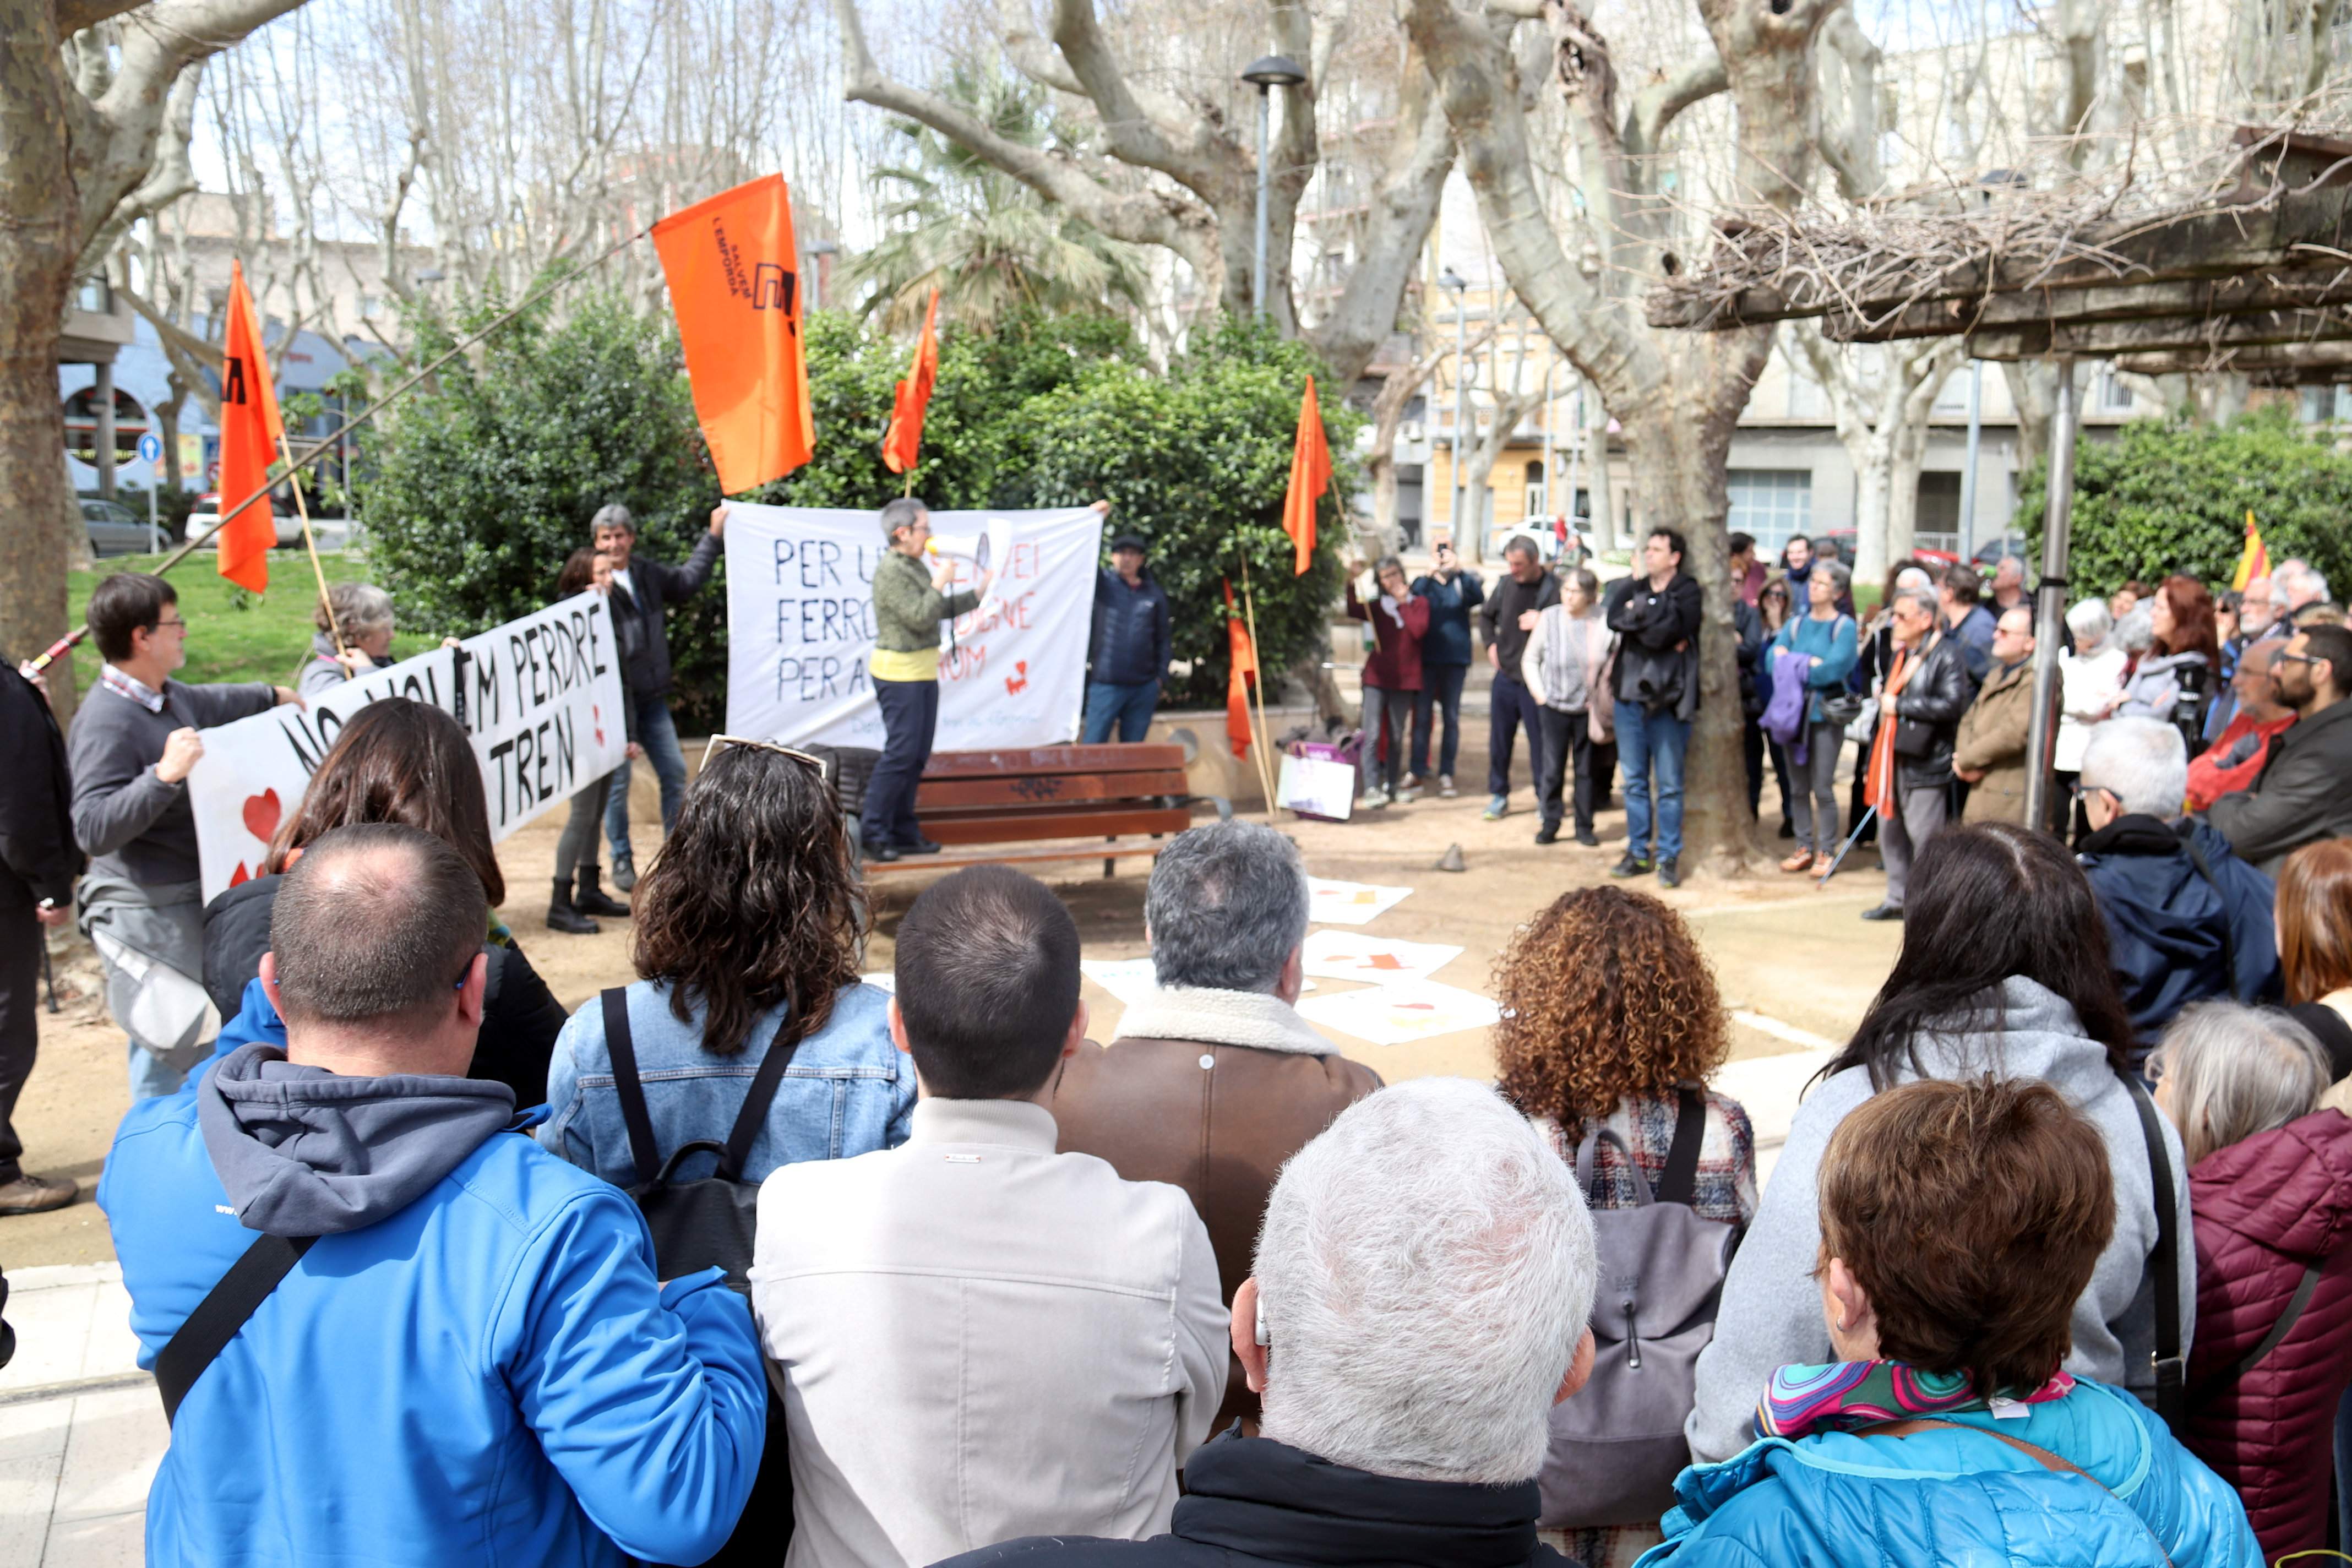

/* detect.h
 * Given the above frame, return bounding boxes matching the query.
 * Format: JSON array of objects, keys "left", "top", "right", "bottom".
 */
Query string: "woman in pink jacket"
[
  {"left": 2152, "top": 999, "right": 2352, "bottom": 1564},
  {"left": 1345, "top": 556, "right": 1428, "bottom": 809}
]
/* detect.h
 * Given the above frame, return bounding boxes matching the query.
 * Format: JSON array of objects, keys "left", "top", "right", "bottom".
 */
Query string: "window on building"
[
  {"left": 74, "top": 276, "right": 111, "bottom": 314},
  {"left": 2095, "top": 363, "right": 2135, "bottom": 411},
  {"left": 1523, "top": 459, "right": 1548, "bottom": 518},
  {"left": 2300, "top": 385, "right": 2352, "bottom": 423},
  {"left": 1915, "top": 472, "right": 1962, "bottom": 557},
  {"left": 1726, "top": 469, "right": 1813, "bottom": 556}
]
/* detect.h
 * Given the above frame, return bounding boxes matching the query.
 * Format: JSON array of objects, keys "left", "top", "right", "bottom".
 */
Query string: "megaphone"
[{"left": 925, "top": 518, "right": 1013, "bottom": 574}]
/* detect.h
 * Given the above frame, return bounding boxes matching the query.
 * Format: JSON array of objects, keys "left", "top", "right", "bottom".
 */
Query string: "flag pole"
[
  {"left": 280, "top": 432, "right": 349, "bottom": 670},
  {"left": 1237, "top": 547, "right": 1281, "bottom": 820},
  {"left": 30, "top": 220, "right": 657, "bottom": 672}
]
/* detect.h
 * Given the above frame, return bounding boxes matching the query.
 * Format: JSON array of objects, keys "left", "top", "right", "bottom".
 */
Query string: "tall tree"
[
  {"left": 1, "top": 0, "right": 308, "bottom": 699},
  {"left": 1402, "top": 0, "right": 1836, "bottom": 877}
]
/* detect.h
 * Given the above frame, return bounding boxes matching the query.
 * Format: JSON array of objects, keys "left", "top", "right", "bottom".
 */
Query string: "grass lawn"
[{"left": 67, "top": 550, "right": 441, "bottom": 689}]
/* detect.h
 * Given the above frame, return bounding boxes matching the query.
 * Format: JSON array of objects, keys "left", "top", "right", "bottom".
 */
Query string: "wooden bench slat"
[
  {"left": 863, "top": 842, "right": 1168, "bottom": 874},
  {"left": 916, "top": 769, "right": 1190, "bottom": 809},
  {"left": 920, "top": 807, "right": 1190, "bottom": 846},
  {"left": 919, "top": 744, "right": 1185, "bottom": 779}
]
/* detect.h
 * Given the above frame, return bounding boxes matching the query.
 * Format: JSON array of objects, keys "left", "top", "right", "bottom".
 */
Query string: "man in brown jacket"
[
  {"left": 1952, "top": 606, "right": 2036, "bottom": 825},
  {"left": 1052, "top": 821, "right": 1381, "bottom": 1430}
]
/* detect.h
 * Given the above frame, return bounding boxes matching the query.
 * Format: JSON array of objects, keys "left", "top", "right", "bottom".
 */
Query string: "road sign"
[{"left": 135, "top": 432, "right": 162, "bottom": 464}]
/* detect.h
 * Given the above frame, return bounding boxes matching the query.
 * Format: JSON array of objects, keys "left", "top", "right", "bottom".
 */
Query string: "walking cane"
[
  {"left": 39, "top": 942, "right": 57, "bottom": 1014},
  {"left": 1815, "top": 805, "right": 1880, "bottom": 890}
]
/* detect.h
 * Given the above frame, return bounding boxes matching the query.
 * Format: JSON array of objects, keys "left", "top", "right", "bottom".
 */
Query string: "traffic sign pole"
[{"left": 135, "top": 432, "right": 163, "bottom": 551}]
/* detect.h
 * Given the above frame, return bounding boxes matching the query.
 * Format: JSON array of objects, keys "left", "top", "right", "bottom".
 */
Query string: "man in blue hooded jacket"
[{"left": 99, "top": 823, "right": 766, "bottom": 1567}]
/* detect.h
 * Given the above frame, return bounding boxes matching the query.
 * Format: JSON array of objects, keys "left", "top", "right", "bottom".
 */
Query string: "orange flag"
[
  {"left": 215, "top": 260, "right": 284, "bottom": 594},
  {"left": 881, "top": 289, "right": 940, "bottom": 475},
  {"left": 1281, "top": 375, "right": 1330, "bottom": 576},
  {"left": 653, "top": 174, "right": 814, "bottom": 493},
  {"left": 1223, "top": 579, "right": 1258, "bottom": 760}
]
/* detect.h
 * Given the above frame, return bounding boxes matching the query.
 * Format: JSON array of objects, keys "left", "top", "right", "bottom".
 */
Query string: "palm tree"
[{"left": 845, "top": 66, "right": 1151, "bottom": 334}]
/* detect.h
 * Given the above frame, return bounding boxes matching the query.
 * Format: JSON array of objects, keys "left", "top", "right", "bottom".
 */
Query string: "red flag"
[
  {"left": 653, "top": 174, "right": 814, "bottom": 493},
  {"left": 1224, "top": 579, "right": 1258, "bottom": 759},
  {"left": 215, "top": 260, "right": 284, "bottom": 594},
  {"left": 881, "top": 289, "right": 940, "bottom": 475},
  {"left": 1281, "top": 375, "right": 1330, "bottom": 576}
]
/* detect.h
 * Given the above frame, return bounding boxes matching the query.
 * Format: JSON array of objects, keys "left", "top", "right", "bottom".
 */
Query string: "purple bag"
[{"left": 1761, "top": 647, "right": 1814, "bottom": 764}]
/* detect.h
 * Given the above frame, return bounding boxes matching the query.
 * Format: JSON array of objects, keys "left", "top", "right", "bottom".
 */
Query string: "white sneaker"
[
  {"left": 1394, "top": 786, "right": 1419, "bottom": 803},
  {"left": 1439, "top": 775, "right": 1458, "bottom": 798},
  {"left": 1360, "top": 787, "right": 1391, "bottom": 809}
]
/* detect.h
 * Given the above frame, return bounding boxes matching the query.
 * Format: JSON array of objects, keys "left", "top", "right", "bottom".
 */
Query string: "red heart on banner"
[
  {"left": 1004, "top": 660, "right": 1030, "bottom": 697},
  {"left": 243, "top": 788, "right": 282, "bottom": 844},
  {"left": 229, "top": 862, "right": 251, "bottom": 888}
]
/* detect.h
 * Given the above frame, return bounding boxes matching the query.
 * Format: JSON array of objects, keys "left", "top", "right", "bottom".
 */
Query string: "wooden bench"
[{"left": 863, "top": 742, "right": 1215, "bottom": 875}]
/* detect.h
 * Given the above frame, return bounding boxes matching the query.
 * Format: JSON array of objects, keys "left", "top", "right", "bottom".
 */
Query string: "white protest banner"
[
  {"left": 454, "top": 592, "right": 630, "bottom": 840},
  {"left": 186, "top": 592, "right": 628, "bottom": 902},
  {"left": 722, "top": 503, "right": 1102, "bottom": 748},
  {"left": 187, "top": 646, "right": 459, "bottom": 901}
]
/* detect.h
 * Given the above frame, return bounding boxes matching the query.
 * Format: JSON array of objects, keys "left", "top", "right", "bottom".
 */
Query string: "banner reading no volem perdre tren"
[
  {"left": 723, "top": 504, "right": 1102, "bottom": 749},
  {"left": 186, "top": 592, "right": 628, "bottom": 902}
]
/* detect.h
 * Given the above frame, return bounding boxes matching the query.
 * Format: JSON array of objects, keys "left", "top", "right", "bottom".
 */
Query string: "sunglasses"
[{"left": 701, "top": 734, "right": 828, "bottom": 772}]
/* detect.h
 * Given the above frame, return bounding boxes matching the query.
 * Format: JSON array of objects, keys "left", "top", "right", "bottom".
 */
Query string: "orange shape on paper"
[{"left": 1363, "top": 954, "right": 1407, "bottom": 971}]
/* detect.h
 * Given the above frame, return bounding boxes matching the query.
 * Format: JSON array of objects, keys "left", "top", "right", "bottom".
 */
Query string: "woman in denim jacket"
[{"left": 540, "top": 742, "right": 913, "bottom": 1186}]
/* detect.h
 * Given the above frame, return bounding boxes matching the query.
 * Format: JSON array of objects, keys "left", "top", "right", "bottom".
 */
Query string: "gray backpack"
[{"left": 1538, "top": 1088, "right": 1741, "bottom": 1531}]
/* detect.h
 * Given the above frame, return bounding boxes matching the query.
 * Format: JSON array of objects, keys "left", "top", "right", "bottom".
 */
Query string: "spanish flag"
[
  {"left": 654, "top": 175, "right": 814, "bottom": 494},
  {"left": 1281, "top": 375, "right": 1329, "bottom": 576},
  {"left": 2231, "top": 510, "right": 2271, "bottom": 591},
  {"left": 1223, "top": 579, "right": 1257, "bottom": 759},
  {"left": 881, "top": 289, "right": 940, "bottom": 476},
  {"left": 215, "top": 261, "right": 283, "bottom": 594}
]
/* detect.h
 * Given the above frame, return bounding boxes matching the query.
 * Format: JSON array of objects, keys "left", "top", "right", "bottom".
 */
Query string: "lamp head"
[
  {"left": 1241, "top": 54, "right": 1307, "bottom": 88},
  {"left": 1439, "top": 267, "right": 1467, "bottom": 295}
]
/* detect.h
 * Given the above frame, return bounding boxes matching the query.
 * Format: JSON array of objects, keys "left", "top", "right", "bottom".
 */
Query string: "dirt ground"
[{"left": 2, "top": 713, "right": 1903, "bottom": 1268}]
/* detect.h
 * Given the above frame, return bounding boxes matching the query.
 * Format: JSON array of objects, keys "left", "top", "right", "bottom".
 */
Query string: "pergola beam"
[
  {"left": 1820, "top": 270, "right": 2352, "bottom": 343},
  {"left": 1963, "top": 306, "right": 2352, "bottom": 361},
  {"left": 2116, "top": 341, "right": 2352, "bottom": 378}
]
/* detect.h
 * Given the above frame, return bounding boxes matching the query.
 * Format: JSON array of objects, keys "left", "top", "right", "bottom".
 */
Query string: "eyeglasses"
[
  {"left": 153, "top": 617, "right": 187, "bottom": 633},
  {"left": 2273, "top": 651, "right": 2322, "bottom": 669},
  {"left": 700, "top": 734, "right": 829, "bottom": 773}
]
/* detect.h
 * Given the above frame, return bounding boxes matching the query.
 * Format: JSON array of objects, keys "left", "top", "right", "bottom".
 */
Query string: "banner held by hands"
[{"left": 655, "top": 174, "right": 814, "bottom": 494}]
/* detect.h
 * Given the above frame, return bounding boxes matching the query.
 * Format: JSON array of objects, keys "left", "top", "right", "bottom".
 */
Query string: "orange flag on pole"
[
  {"left": 2232, "top": 510, "right": 2271, "bottom": 591},
  {"left": 880, "top": 289, "right": 940, "bottom": 475},
  {"left": 1281, "top": 375, "right": 1330, "bottom": 576},
  {"left": 215, "top": 260, "right": 284, "bottom": 594},
  {"left": 653, "top": 174, "right": 814, "bottom": 494},
  {"left": 1223, "top": 578, "right": 1258, "bottom": 759}
]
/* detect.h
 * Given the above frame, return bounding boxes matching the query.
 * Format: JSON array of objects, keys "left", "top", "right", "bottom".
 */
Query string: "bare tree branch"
[{"left": 1626, "top": 55, "right": 1727, "bottom": 159}]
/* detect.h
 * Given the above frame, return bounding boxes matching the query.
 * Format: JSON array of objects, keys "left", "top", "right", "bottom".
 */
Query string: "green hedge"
[
  {"left": 359, "top": 300, "right": 1352, "bottom": 725},
  {"left": 2016, "top": 406, "right": 2352, "bottom": 601}
]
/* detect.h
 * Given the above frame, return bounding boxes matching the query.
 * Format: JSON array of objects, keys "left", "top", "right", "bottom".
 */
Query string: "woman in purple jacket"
[{"left": 1346, "top": 556, "right": 1429, "bottom": 808}]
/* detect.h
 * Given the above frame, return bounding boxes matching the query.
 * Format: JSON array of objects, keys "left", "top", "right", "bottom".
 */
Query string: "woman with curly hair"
[
  {"left": 1493, "top": 884, "right": 1756, "bottom": 1568},
  {"left": 539, "top": 739, "right": 912, "bottom": 1188}
]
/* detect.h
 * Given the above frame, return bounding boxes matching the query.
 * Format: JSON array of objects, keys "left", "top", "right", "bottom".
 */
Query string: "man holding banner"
[
  {"left": 863, "top": 498, "right": 993, "bottom": 863},
  {"left": 68, "top": 574, "right": 301, "bottom": 1100}
]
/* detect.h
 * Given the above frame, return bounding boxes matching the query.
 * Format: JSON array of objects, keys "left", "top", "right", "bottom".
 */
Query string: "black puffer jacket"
[
  {"left": 936, "top": 1429, "right": 1574, "bottom": 1568},
  {"left": 1891, "top": 629, "right": 1979, "bottom": 788},
  {"left": 611, "top": 532, "right": 722, "bottom": 698},
  {"left": 1605, "top": 570, "right": 1704, "bottom": 718}
]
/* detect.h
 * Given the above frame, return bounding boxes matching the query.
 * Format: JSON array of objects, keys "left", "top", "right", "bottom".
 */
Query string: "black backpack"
[{"left": 599, "top": 987, "right": 798, "bottom": 1567}]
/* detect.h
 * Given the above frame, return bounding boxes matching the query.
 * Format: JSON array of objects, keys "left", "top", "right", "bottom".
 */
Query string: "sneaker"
[
  {"left": 1400, "top": 772, "right": 1421, "bottom": 791},
  {"left": 1779, "top": 848, "right": 1816, "bottom": 874},
  {"left": 1439, "top": 775, "right": 1458, "bottom": 798},
  {"left": 1859, "top": 903, "right": 1904, "bottom": 922},
  {"left": 864, "top": 841, "right": 902, "bottom": 863},
  {"left": 1360, "top": 787, "right": 1391, "bottom": 809},
  {"left": 1482, "top": 794, "right": 1508, "bottom": 820},
  {"left": 1657, "top": 856, "right": 1681, "bottom": 889},
  {"left": 0, "top": 1174, "right": 77, "bottom": 1216},
  {"left": 1534, "top": 824, "right": 1560, "bottom": 845},
  {"left": 1574, "top": 829, "right": 1601, "bottom": 847},
  {"left": 1609, "top": 853, "right": 1652, "bottom": 879},
  {"left": 610, "top": 854, "right": 638, "bottom": 894},
  {"left": 1393, "top": 786, "right": 1419, "bottom": 804}
]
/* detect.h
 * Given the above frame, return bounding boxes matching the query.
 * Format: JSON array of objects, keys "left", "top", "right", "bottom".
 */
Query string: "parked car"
[
  {"left": 81, "top": 497, "right": 163, "bottom": 557},
  {"left": 1972, "top": 534, "right": 2030, "bottom": 569},
  {"left": 1820, "top": 528, "right": 1959, "bottom": 570},
  {"left": 186, "top": 492, "right": 302, "bottom": 549}
]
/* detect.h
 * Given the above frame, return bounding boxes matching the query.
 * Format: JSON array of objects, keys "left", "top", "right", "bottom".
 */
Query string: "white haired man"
[
  {"left": 2077, "top": 717, "right": 2280, "bottom": 1066},
  {"left": 935, "top": 1077, "right": 1601, "bottom": 1568}
]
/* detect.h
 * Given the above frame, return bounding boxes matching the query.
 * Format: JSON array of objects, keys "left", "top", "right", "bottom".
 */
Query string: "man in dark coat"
[
  {"left": 2208, "top": 624, "right": 2352, "bottom": 875},
  {"left": 591, "top": 502, "right": 725, "bottom": 889},
  {"left": 937, "top": 1080, "right": 1594, "bottom": 1568},
  {"left": 0, "top": 665, "right": 80, "bottom": 1213},
  {"left": 1082, "top": 533, "right": 1172, "bottom": 744},
  {"left": 1604, "top": 527, "right": 1704, "bottom": 888},
  {"left": 1407, "top": 539, "right": 1484, "bottom": 794},
  {"left": 1476, "top": 537, "right": 1559, "bottom": 821},
  {"left": 2078, "top": 717, "right": 2282, "bottom": 1061},
  {"left": 1860, "top": 585, "right": 1977, "bottom": 922}
]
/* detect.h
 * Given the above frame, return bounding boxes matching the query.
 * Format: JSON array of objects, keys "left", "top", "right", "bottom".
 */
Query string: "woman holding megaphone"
[{"left": 862, "top": 497, "right": 996, "bottom": 863}]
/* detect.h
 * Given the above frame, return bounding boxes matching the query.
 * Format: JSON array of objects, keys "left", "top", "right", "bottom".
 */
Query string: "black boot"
[
  {"left": 575, "top": 867, "right": 628, "bottom": 917},
  {"left": 547, "top": 879, "right": 599, "bottom": 935}
]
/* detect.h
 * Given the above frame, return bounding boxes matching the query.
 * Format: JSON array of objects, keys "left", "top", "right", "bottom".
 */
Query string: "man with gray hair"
[
  {"left": 2078, "top": 717, "right": 2280, "bottom": 1062},
  {"left": 591, "top": 500, "right": 725, "bottom": 889},
  {"left": 944, "top": 1077, "right": 1600, "bottom": 1568},
  {"left": 1052, "top": 819, "right": 1380, "bottom": 1429}
]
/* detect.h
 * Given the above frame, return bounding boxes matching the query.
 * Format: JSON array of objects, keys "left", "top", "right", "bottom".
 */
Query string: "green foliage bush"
[
  {"left": 2015, "top": 406, "right": 2352, "bottom": 601},
  {"left": 359, "top": 296, "right": 1352, "bottom": 725}
]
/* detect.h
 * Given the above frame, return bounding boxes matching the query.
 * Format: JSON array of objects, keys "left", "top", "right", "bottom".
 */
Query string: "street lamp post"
[
  {"left": 1440, "top": 267, "right": 1468, "bottom": 549},
  {"left": 1241, "top": 56, "right": 1306, "bottom": 318}
]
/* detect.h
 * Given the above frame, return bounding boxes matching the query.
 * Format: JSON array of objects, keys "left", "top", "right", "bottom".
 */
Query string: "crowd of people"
[{"left": 6, "top": 498, "right": 2352, "bottom": 1568}]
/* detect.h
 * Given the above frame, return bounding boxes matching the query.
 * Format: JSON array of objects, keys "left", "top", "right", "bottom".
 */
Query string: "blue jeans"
[
  {"left": 1081, "top": 679, "right": 1161, "bottom": 744},
  {"left": 1412, "top": 662, "right": 1469, "bottom": 778},
  {"left": 1614, "top": 700, "right": 1690, "bottom": 863},
  {"left": 603, "top": 694, "right": 688, "bottom": 865},
  {"left": 864, "top": 677, "right": 940, "bottom": 848},
  {"left": 1488, "top": 668, "right": 1544, "bottom": 798}
]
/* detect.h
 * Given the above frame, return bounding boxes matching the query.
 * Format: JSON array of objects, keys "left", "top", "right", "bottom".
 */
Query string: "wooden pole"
[
  {"left": 30, "top": 219, "right": 657, "bottom": 671},
  {"left": 281, "top": 431, "right": 349, "bottom": 672},
  {"left": 1237, "top": 548, "right": 1282, "bottom": 820}
]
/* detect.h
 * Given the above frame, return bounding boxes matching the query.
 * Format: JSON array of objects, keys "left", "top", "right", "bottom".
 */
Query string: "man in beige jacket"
[
  {"left": 1953, "top": 606, "right": 2037, "bottom": 825},
  {"left": 750, "top": 866, "right": 1226, "bottom": 1568}
]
